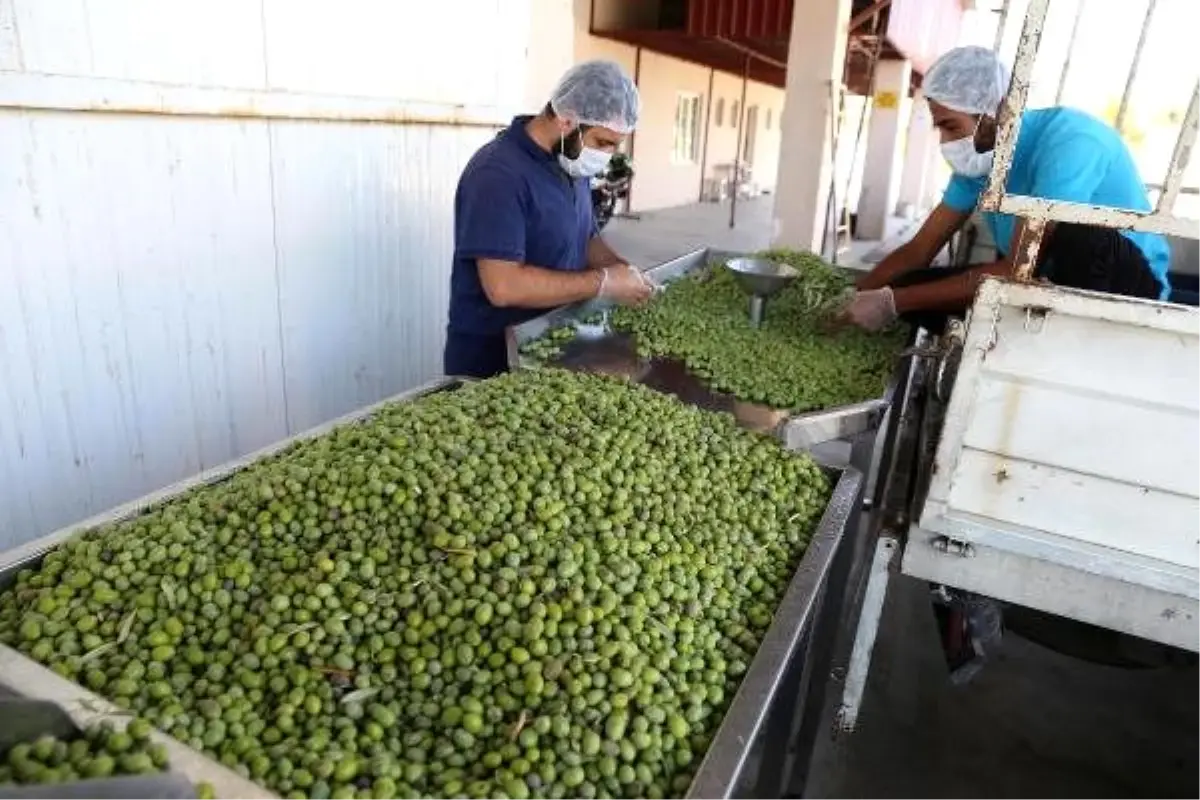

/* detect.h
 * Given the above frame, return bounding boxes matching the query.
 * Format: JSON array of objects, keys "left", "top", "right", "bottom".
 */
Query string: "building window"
[
  {"left": 766, "top": 108, "right": 773, "bottom": 130},
  {"left": 731, "top": 100, "right": 740, "bottom": 126},
  {"left": 673, "top": 93, "right": 702, "bottom": 163},
  {"left": 714, "top": 98, "right": 725, "bottom": 127}
]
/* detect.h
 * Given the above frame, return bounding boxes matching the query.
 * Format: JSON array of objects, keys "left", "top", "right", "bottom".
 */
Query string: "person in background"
[
  {"left": 444, "top": 60, "right": 652, "bottom": 378},
  {"left": 841, "top": 46, "right": 1171, "bottom": 333}
]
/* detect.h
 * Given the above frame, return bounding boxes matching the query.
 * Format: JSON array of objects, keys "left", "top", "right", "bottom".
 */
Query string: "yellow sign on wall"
[{"left": 874, "top": 91, "right": 899, "bottom": 109}]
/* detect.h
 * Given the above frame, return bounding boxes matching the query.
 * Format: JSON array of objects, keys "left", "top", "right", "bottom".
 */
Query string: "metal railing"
[{"left": 979, "top": 0, "right": 1200, "bottom": 282}]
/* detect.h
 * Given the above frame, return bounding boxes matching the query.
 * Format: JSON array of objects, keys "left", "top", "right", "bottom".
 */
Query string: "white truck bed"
[{"left": 906, "top": 279, "right": 1199, "bottom": 650}]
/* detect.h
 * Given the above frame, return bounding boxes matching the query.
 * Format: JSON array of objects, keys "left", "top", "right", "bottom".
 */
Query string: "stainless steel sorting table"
[
  {"left": 0, "top": 375, "right": 864, "bottom": 799},
  {"left": 506, "top": 248, "right": 900, "bottom": 451}
]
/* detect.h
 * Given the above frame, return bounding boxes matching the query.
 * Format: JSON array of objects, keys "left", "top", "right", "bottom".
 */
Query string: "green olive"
[
  {"left": 605, "top": 249, "right": 904, "bottom": 411},
  {"left": 0, "top": 722, "right": 168, "bottom": 788},
  {"left": 0, "top": 370, "right": 832, "bottom": 800}
]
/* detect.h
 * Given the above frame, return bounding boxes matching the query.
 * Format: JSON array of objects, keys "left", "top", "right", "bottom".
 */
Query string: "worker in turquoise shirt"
[{"left": 844, "top": 46, "right": 1170, "bottom": 332}]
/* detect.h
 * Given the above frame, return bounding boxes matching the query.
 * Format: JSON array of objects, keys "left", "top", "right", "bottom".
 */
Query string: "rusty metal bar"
[
  {"left": 715, "top": 35, "right": 788, "bottom": 70},
  {"left": 823, "top": 78, "right": 841, "bottom": 263},
  {"left": 1155, "top": 83, "right": 1200, "bottom": 215},
  {"left": 1148, "top": 184, "right": 1200, "bottom": 196},
  {"left": 997, "top": 193, "right": 1200, "bottom": 239},
  {"left": 1055, "top": 0, "right": 1086, "bottom": 105},
  {"left": 1115, "top": 0, "right": 1157, "bottom": 134},
  {"left": 731, "top": 53, "right": 750, "bottom": 229},
  {"left": 983, "top": 0, "right": 1200, "bottom": 284},
  {"left": 992, "top": 0, "right": 1011, "bottom": 52},
  {"left": 849, "top": 0, "right": 891, "bottom": 33},
  {"left": 625, "top": 47, "right": 643, "bottom": 212},
  {"left": 686, "top": 0, "right": 703, "bottom": 34},
  {"left": 699, "top": 68, "right": 716, "bottom": 202},
  {"left": 1013, "top": 218, "right": 1048, "bottom": 282},
  {"left": 980, "top": 0, "right": 1051, "bottom": 214}
]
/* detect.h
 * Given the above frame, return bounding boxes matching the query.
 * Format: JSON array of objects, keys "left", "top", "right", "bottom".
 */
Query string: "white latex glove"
[
  {"left": 598, "top": 264, "right": 653, "bottom": 306},
  {"left": 839, "top": 287, "right": 897, "bottom": 332},
  {"left": 635, "top": 267, "right": 665, "bottom": 295}
]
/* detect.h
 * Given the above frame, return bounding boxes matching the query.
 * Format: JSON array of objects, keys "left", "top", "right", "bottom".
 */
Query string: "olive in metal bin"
[{"left": 724, "top": 257, "right": 800, "bottom": 328}]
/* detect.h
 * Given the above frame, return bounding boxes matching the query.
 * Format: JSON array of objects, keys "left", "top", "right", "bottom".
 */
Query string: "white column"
[
  {"left": 896, "top": 89, "right": 937, "bottom": 217},
  {"left": 856, "top": 59, "right": 912, "bottom": 240},
  {"left": 772, "top": 0, "right": 853, "bottom": 254}
]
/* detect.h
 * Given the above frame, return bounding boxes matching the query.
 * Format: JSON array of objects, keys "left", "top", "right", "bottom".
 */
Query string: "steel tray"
[
  {"left": 0, "top": 375, "right": 862, "bottom": 800},
  {"left": 505, "top": 248, "right": 894, "bottom": 447},
  {"left": 0, "top": 698, "right": 199, "bottom": 799},
  {"left": 686, "top": 464, "right": 863, "bottom": 798}
]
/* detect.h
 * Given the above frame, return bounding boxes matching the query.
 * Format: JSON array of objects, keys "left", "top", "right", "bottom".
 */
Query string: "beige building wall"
[
  {"left": 622, "top": 50, "right": 713, "bottom": 210},
  {"left": 570, "top": 0, "right": 785, "bottom": 212},
  {"left": 705, "top": 73, "right": 785, "bottom": 198}
]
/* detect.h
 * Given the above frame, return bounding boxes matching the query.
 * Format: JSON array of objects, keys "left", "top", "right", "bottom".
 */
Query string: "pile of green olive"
[
  {"left": 0, "top": 370, "right": 831, "bottom": 799},
  {"left": 609, "top": 249, "right": 905, "bottom": 411},
  {"left": 0, "top": 719, "right": 170, "bottom": 786}
]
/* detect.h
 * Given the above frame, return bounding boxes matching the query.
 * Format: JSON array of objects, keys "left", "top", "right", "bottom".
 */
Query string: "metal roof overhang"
[
  {"left": 590, "top": 0, "right": 906, "bottom": 93},
  {"left": 598, "top": 28, "right": 788, "bottom": 87}
]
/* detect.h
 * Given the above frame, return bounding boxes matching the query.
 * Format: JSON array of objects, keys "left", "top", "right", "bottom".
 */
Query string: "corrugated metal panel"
[
  {"left": 887, "top": 0, "right": 963, "bottom": 74},
  {"left": 685, "top": 0, "right": 792, "bottom": 39},
  {"left": 0, "top": 114, "right": 499, "bottom": 551},
  {"left": 0, "top": 110, "right": 288, "bottom": 548},
  {"left": 11, "top": 0, "right": 267, "bottom": 86},
  {"left": 269, "top": 120, "right": 495, "bottom": 431},
  {"left": 0, "top": 0, "right": 527, "bottom": 549},
  {"left": 0, "top": 0, "right": 19, "bottom": 71}
]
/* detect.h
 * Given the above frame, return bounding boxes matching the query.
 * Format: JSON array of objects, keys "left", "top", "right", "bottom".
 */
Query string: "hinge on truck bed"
[
  {"left": 931, "top": 535, "right": 975, "bottom": 558},
  {"left": 1023, "top": 305, "right": 1051, "bottom": 333}
]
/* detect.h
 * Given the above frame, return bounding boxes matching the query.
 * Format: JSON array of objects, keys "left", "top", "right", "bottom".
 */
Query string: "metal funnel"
[{"left": 725, "top": 257, "right": 799, "bottom": 328}]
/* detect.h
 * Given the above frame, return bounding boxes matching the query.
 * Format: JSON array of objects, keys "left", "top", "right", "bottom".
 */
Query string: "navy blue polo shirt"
[{"left": 448, "top": 116, "right": 597, "bottom": 341}]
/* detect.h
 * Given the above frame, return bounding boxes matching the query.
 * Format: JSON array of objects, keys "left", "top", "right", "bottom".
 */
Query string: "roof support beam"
[{"left": 849, "top": 0, "right": 891, "bottom": 33}]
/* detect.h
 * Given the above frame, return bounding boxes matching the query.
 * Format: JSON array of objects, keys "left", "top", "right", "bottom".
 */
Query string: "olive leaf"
[
  {"left": 339, "top": 687, "right": 380, "bottom": 706},
  {"left": 80, "top": 641, "right": 117, "bottom": 664},
  {"left": 160, "top": 578, "right": 177, "bottom": 609},
  {"left": 117, "top": 611, "right": 137, "bottom": 644}
]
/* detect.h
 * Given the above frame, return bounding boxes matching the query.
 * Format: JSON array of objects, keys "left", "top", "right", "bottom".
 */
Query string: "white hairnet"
[
  {"left": 923, "top": 46, "right": 1011, "bottom": 116},
  {"left": 549, "top": 60, "right": 640, "bottom": 134}
]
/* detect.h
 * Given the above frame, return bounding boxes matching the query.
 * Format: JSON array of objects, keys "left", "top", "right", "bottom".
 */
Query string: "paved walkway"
[
  {"left": 603, "top": 197, "right": 920, "bottom": 270},
  {"left": 603, "top": 197, "right": 776, "bottom": 266}
]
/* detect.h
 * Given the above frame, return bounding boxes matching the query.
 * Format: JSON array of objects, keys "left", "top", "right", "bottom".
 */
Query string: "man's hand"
[
  {"left": 837, "top": 288, "right": 897, "bottom": 332},
  {"left": 598, "top": 264, "right": 653, "bottom": 306}
]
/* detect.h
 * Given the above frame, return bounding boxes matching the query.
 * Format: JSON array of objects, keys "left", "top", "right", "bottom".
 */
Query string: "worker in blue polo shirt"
[
  {"left": 843, "top": 46, "right": 1171, "bottom": 332},
  {"left": 445, "top": 60, "right": 652, "bottom": 378}
]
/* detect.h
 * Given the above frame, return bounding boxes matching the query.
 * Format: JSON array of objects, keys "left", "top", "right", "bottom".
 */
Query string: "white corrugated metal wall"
[{"left": 0, "top": 0, "right": 547, "bottom": 549}]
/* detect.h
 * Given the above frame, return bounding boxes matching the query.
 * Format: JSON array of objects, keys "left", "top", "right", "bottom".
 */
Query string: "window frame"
[{"left": 672, "top": 92, "right": 704, "bottom": 164}]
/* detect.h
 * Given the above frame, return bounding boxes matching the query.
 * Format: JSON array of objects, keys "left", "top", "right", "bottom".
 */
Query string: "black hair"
[{"left": 544, "top": 103, "right": 589, "bottom": 160}]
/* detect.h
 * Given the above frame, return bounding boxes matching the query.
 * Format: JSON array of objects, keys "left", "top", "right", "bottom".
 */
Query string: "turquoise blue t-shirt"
[{"left": 942, "top": 107, "right": 1171, "bottom": 299}]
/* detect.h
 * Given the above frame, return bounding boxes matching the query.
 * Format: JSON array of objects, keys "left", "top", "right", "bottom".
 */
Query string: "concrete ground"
[
  {"left": 603, "top": 196, "right": 916, "bottom": 269},
  {"left": 603, "top": 196, "right": 777, "bottom": 266},
  {"left": 804, "top": 576, "right": 1198, "bottom": 799},
  {"left": 601, "top": 198, "right": 1200, "bottom": 799}
]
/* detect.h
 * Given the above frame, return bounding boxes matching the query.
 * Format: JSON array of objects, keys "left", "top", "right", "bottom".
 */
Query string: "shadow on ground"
[{"left": 804, "top": 575, "right": 1199, "bottom": 798}]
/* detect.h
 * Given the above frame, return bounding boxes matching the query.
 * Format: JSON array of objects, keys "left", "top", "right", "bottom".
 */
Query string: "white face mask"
[
  {"left": 559, "top": 146, "right": 612, "bottom": 179},
  {"left": 940, "top": 116, "right": 994, "bottom": 178}
]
